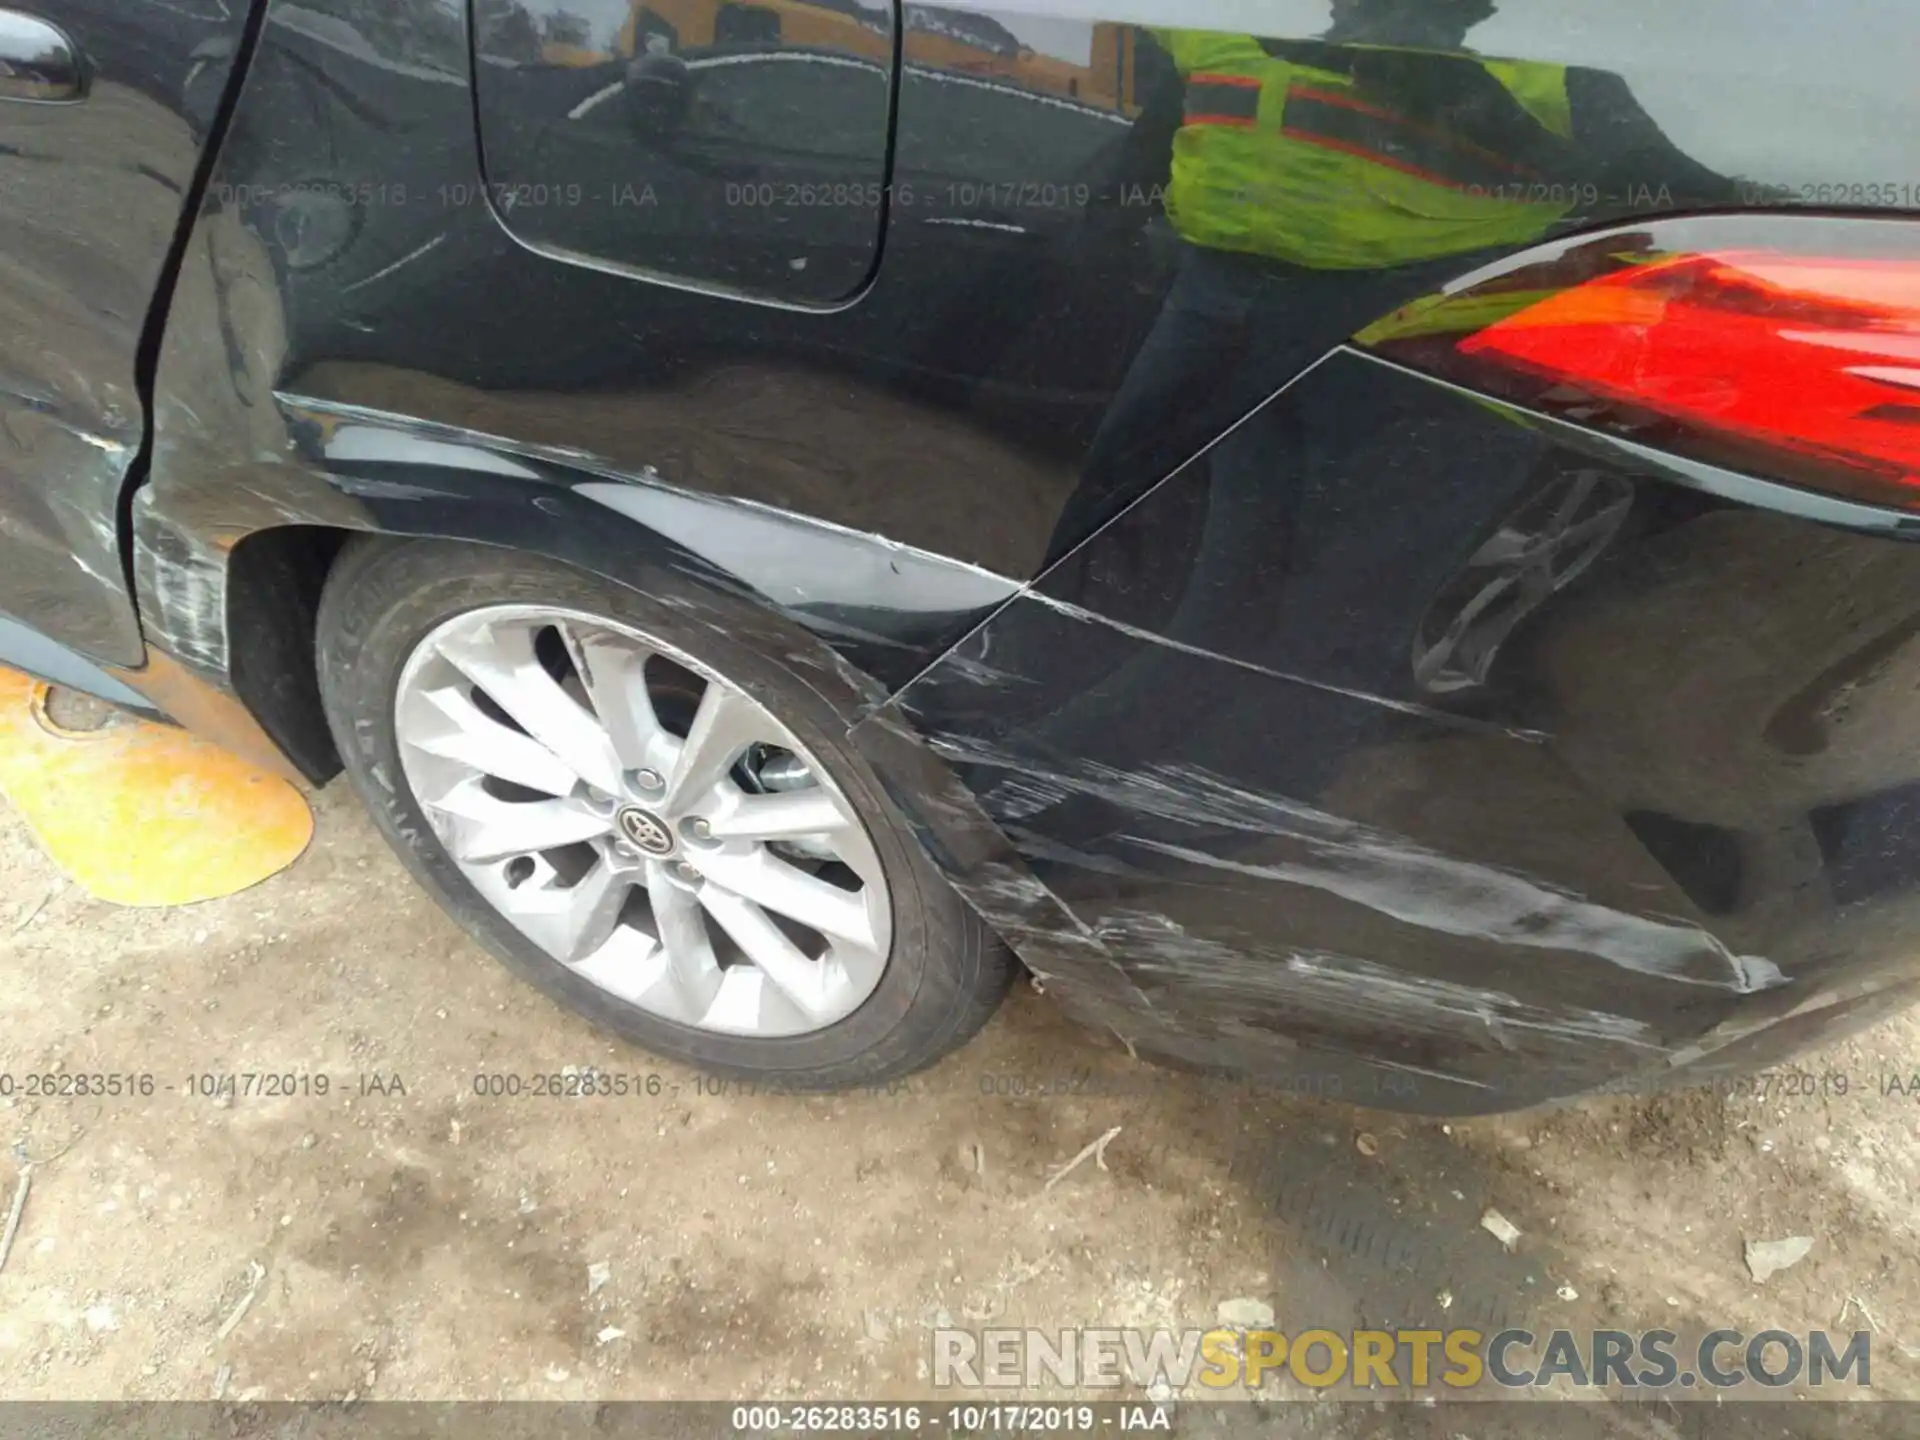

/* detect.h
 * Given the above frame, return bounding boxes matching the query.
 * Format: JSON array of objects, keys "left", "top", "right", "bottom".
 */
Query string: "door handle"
[{"left": 0, "top": 11, "right": 83, "bottom": 103}]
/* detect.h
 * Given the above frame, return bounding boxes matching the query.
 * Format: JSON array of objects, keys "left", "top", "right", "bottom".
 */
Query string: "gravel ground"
[{"left": 1, "top": 776, "right": 1917, "bottom": 1431}]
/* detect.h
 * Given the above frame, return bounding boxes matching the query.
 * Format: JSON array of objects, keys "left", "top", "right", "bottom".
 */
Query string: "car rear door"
[{"left": 0, "top": 0, "right": 252, "bottom": 669}]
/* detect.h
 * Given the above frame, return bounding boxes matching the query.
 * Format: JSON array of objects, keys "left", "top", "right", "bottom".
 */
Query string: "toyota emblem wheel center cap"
[{"left": 615, "top": 806, "right": 675, "bottom": 857}]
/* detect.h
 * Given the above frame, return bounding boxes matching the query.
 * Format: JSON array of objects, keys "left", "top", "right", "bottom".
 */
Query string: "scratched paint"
[{"left": 847, "top": 566, "right": 1829, "bottom": 1110}]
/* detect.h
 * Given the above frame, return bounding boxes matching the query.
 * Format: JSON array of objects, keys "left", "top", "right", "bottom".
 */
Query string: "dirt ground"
[{"left": 2, "top": 774, "right": 1917, "bottom": 1427}]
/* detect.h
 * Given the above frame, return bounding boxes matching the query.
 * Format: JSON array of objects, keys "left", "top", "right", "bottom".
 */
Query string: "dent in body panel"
[
  {"left": 126, "top": 0, "right": 1920, "bottom": 1115},
  {"left": 133, "top": 507, "right": 231, "bottom": 672},
  {"left": 869, "top": 338, "right": 1920, "bottom": 1106},
  {"left": 920, "top": 734, "right": 1777, "bottom": 994},
  {"left": 856, "top": 591, "right": 1727, "bottom": 1107},
  {"left": 197, "top": 0, "right": 1087, "bottom": 581},
  {"left": 1077, "top": 911, "right": 1665, "bottom": 1073},
  {"left": 287, "top": 396, "right": 1018, "bottom": 692},
  {"left": 851, "top": 700, "right": 1152, "bottom": 1012},
  {"left": 137, "top": 0, "right": 1065, "bottom": 696},
  {"left": 0, "top": 0, "right": 249, "bottom": 663},
  {"left": 141, "top": 169, "right": 1020, "bottom": 699},
  {"left": 145, "top": 376, "right": 1018, "bottom": 697},
  {"left": 1028, "top": 590, "right": 1549, "bottom": 742}
]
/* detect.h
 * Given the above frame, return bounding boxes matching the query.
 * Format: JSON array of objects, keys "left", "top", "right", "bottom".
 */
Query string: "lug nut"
[
  {"left": 687, "top": 817, "right": 713, "bottom": 841},
  {"left": 670, "top": 860, "right": 701, "bottom": 884},
  {"left": 635, "top": 768, "right": 664, "bottom": 792}
]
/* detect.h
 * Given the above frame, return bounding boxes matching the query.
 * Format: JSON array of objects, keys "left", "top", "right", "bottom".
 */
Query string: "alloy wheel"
[{"left": 393, "top": 604, "right": 892, "bottom": 1038}]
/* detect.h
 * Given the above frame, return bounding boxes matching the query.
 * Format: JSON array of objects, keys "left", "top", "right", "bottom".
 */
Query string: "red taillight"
[{"left": 1458, "top": 250, "right": 1920, "bottom": 492}]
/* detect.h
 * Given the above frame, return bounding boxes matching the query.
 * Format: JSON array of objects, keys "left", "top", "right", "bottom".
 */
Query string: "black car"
[{"left": 6, "top": 0, "right": 1920, "bottom": 1112}]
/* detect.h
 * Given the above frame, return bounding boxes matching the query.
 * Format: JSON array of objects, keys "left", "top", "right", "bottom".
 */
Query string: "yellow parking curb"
[{"left": 0, "top": 666, "right": 312, "bottom": 906}]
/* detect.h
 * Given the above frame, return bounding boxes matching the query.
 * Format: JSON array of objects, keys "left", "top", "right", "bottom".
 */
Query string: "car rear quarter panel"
[{"left": 137, "top": 0, "right": 1920, "bottom": 1109}]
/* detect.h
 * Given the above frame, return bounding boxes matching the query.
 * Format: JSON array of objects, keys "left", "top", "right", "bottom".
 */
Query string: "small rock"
[
  {"left": 1480, "top": 1209, "right": 1522, "bottom": 1250},
  {"left": 212, "top": 1363, "right": 232, "bottom": 1400},
  {"left": 1556, "top": 1283, "right": 1579, "bottom": 1301},
  {"left": 1355, "top": 1133, "right": 1379, "bottom": 1157},
  {"left": 863, "top": 1310, "right": 890, "bottom": 1343},
  {"left": 83, "top": 1305, "right": 118, "bottom": 1333},
  {"left": 1744, "top": 1235, "right": 1814, "bottom": 1283},
  {"left": 586, "top": 1261, "right": 612, "bottom": 1296},
  {"left": 1216, "top": 1297, "right": 1275, "bottom": 1328},
  {"left": 545, "top": 1366, "right": 570, "bottom": 1383},
  {"left": 594, "top": 1326, "right": 626, "bottom": 1345}
]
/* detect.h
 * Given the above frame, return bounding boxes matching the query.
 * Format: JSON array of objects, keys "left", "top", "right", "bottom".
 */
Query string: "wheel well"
[{"left": 225, "top": 524, "right": 353, "bottom": 783}]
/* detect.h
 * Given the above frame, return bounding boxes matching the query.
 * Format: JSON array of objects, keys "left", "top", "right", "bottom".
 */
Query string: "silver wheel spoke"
[
  {"left": 826, "top": 825, "right": 886, "bottom": 893},
  {"left": 411, "top": 684, "right": 578, "bottom": 797},
  {"left": 709, "top": 789, "right": 847, "bottom": 843},
  {"left": 395, "top": 604, "right": 892, "bottom": 1039},
  {"left": 525, "top": 860, "right": 632, "bottom": 963},
  {"left": 564, "top": 628, "right": 673, "bottom": 774},
  {"left": 664, "top": 681, "right": 762, "bottom": 812},
  {"left": 435, "top": 622, "right": 624, "bottom": 795},
  {"left": 426, "top": 777, "right": 613, "bottom": 863},
  {"left": 570, "top": 929, "right": 664, "bottom": 1000},
  {"left": 645, "top": 862, "right": 725, "bottom": 1018},
  {"left": 697, "top": 848, "right": 879, "bottom": 953},
  {"left": 709, "top": 967, "right": 812, "bottom": 1035},
  {"left": 698, "top": 886, "right": 832, "bottom": 1019}
]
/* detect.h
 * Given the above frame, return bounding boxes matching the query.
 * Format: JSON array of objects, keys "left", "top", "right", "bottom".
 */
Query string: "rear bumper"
[{"left": 857, "top": 348, "right": 1920, "bottom": 1113}]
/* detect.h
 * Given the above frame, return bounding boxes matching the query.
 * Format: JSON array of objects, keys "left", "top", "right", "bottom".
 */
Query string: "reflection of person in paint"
[
  {"left": 1053, "top": 0, "right": 1733, "bottom": 564},
  {"left": 1010, "top": 0, "right": 1735, "bottom": 809}
]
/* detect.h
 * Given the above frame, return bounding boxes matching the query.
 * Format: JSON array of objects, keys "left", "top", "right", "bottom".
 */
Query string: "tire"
[{"left": 316, "top": 536, "right": 1012, "bottom": 1089}]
